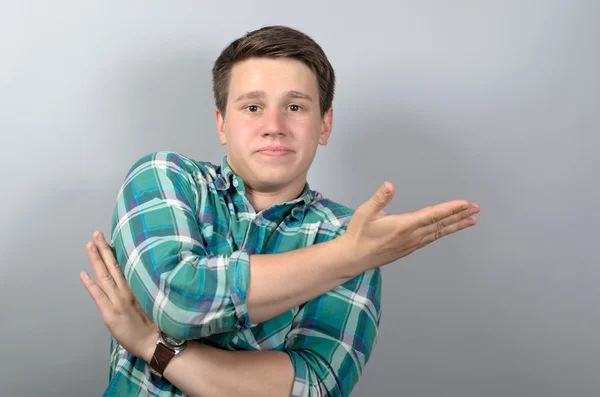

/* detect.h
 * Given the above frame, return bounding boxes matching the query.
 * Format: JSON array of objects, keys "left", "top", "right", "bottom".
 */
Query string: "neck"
[
  {"left": 245, "top": 177, "right": 306, "bottom": 213},
  {"left": 224, "top": 155, "right": 308, "bottom": 213}
]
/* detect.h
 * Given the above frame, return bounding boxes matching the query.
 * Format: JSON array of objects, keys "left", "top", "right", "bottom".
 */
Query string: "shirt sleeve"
[
  {"left": 109, "top": 151, "right": 254, "bottom": 340},
  {"left": 284, "top": 267, "right": 382, "bottom": 397}
]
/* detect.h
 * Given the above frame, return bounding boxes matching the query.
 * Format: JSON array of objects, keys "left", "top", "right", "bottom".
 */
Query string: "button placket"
[{"left": 240, "top": 216, "right": 253, "bottom": 251}]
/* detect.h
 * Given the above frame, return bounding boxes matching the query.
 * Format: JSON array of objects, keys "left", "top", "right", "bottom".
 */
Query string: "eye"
[
  {"left": 246, "top": 105, "right": 259, "bottom": 112},
  {"left": 288, "top": 104, "right": 301, "bottom": 112}
]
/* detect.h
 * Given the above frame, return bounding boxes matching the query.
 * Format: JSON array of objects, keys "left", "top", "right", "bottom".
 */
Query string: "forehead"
[{"left": 228, "top": 57, "right": 319, "bottom": 98}]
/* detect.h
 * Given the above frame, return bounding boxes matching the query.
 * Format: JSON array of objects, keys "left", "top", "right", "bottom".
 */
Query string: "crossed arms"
[{"left": 107, "top": 152, "right": 382, "bottom": 397}]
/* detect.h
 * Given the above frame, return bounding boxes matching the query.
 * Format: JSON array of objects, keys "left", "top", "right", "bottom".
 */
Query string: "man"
[{"left": 81, "top": 25, "right": 480, "bottom": 397}]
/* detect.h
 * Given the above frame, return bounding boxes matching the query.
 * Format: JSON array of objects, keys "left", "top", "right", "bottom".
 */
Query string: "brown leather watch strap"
[{"left": 150, "top": 343, "right": 175, "bottom": 377}]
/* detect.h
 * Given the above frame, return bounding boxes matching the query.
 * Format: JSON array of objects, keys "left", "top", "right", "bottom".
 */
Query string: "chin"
[
  {"left": 251, "top": 168, "right": 299, "bottom": 187},
  {"left": 255, "top": 172, "right": 292, "bottom": 186}
]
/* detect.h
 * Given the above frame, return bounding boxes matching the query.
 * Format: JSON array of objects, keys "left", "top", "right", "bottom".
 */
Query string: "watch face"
[{"left": 162, "top": 333, "right": 186, "bottom": 347}]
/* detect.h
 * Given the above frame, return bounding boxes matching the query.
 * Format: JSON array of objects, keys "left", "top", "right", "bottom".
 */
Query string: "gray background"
[{"left": 1, "top": 1, "right": 598, "bottom": 396}]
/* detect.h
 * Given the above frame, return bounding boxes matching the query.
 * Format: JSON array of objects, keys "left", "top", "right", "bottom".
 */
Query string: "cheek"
[
  {"left": 240, "top": 118, "right": 259, "bottom": 132},
  {"left": 291, "top": 116, "right": 320, "bottom": 135},
  {"left": 226, "top": 121, "right": 255, "bottom": 144}
]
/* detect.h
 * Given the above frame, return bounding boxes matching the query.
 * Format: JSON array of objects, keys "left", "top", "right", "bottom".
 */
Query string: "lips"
[
  {"left": 256, "top": 146, "right": 294, "bottom": 158},
  {"left": 257, "top": 146, "right": 293, "bottom": 153}
]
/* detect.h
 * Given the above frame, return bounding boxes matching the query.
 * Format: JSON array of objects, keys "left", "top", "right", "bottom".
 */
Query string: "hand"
[
  {"left": 340, "top": 182, "right": 480, "bottom": 272},
  {"left": 80, "top": 231, "right": 158, "bottom": 363}
]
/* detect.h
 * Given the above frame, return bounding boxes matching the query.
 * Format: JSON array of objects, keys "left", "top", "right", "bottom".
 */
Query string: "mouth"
[{"left": 256, "top": 147, "right": 294, "bottom": 157}]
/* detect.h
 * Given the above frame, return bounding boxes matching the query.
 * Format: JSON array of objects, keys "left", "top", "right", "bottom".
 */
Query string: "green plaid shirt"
[{"left": 104, "top": 151, "right": 382, "bottom": 397}]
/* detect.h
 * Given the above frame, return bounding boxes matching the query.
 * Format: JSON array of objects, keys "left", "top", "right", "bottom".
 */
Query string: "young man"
[{"left": 81, "top": 26, "right": 480, "bottom": 397}]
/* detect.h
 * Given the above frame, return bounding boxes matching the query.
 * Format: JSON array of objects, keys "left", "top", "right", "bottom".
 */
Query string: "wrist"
[
  {"left": 142, "top": 325, "right": 159, "bottom": 363},
  {"left": 328, "top": 234, "right": 367, "bottom": 278}
]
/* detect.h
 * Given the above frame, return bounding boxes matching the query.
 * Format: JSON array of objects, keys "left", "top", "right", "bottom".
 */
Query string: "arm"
[
  {"left": 113, "top": 152, "right": 366, "bottom": 339},
  {"left": 89, "top": 161, "right": 475, "bottom": 394},
  {"left": 145, "top": 341, "right": 295, "bottom": 397},
  {"left": 135, "top": 270, "right": 382, "bottom": 397},
  {"left": 83, "top": 228, "right": 380, "bottom": 397},
  {"left": 115, "top": 152, "right": 476, "bottom": 341}
]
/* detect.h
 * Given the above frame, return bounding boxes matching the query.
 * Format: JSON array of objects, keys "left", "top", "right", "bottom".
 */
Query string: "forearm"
[
  {"left": 143, "top": 341, "right": 294, "bottom": 397},
  {"left": 116, "top": 231, "right": 363, "bottom": 339},
  {"left": 246, "top": 235, "right": 362, "bottom": 324}
]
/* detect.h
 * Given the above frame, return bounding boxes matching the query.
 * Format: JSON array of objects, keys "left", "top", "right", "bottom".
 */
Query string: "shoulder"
[
  {"left": 303, "top": 193, "right": 355, "bottom": 238},
  {"left": 125, "top": 151, "right": 217, "bottom": 185}
]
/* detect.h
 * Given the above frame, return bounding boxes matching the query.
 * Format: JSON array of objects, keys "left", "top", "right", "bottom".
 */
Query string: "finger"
[
  {"left": 412, "top": 200, "right": 473, "bottom": 228},
  {"left": 358, "top": 182, "right": 395, "bottom": 218},
  {"left": 418, "top": 206, "right": 478, "bottom": 238},
  {"left": 86, "top": 241, "right": 120, "bottom": 300},
  {"left": 92, "top": 231, "right": 127, "bottom": 290},
  {"left": 419, "top": 212, "right": 477, "bottom": 246},
  {"left": 80, "top": 271, "right": 113, "bottom": 315}
]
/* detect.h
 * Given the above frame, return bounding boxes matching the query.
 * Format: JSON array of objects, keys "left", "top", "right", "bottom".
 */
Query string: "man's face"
[{"left": 216, "top": 57, "right": 332, "bottom": 193}]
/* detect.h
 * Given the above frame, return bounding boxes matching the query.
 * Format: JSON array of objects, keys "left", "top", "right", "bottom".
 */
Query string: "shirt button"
[
  {"left": 233, "top": 179, "right": 239, "bottom": 187},
  {"left": 254, "top": 218, "right": 261, "bottom": 226}
]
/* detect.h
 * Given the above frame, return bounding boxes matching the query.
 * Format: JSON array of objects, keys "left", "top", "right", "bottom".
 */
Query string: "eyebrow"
[
  {"left": 287, "top": 90, "right": 313, "bottom": 102},
  {"left": 234, "top": 90, "right": 313, "bottom": 102},
  {"left": 235, "top": 90, "right": 266, "bottom": 102}
]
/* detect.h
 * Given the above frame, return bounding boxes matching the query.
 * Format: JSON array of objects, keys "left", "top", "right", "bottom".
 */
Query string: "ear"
[
  {"left": 318, "top": 107, "right": 333, "bottom": 145},
  {"left": 216, "top": 109, "right": 227, "bottom": 145}
]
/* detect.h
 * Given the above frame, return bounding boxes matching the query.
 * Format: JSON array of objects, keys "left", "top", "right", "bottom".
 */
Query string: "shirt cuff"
[
  {"left": 228, "top": 250, "right": 255, "bottom": 330},
  {"left": 286, "top": 350, "right": 314, "bottom": 397}
]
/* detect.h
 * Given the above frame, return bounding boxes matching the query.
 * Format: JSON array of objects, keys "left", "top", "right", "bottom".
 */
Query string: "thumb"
[{"left": 359, "top": 182, "right": 395, "bottom": 218}]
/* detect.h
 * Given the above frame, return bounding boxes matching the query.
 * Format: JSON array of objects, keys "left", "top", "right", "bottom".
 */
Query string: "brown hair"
[{"left": 212, "top": 25, "right": 335, "bottom": 117}]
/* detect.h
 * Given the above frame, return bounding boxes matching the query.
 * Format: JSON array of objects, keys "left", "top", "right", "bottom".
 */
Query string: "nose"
[{"left": 261, "top": 108, "right": 287, "bottom": 137}]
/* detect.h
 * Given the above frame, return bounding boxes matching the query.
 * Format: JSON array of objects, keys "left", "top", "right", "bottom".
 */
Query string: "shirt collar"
[
  {"left": 214, "top": 155, "right": 236, "bottom": 191},
  {"left": 215, "top": 155, "right": 314, "bottom": 221}
]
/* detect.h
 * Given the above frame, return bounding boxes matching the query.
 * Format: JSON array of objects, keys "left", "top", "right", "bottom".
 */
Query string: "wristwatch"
[{"left": 149, "top": 331, "right": 188, "bottom": 378}]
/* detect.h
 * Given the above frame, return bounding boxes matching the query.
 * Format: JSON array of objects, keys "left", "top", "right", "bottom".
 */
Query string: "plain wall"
[{"left": 1, "top": 1, "right": 598, "bottom": 396}]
